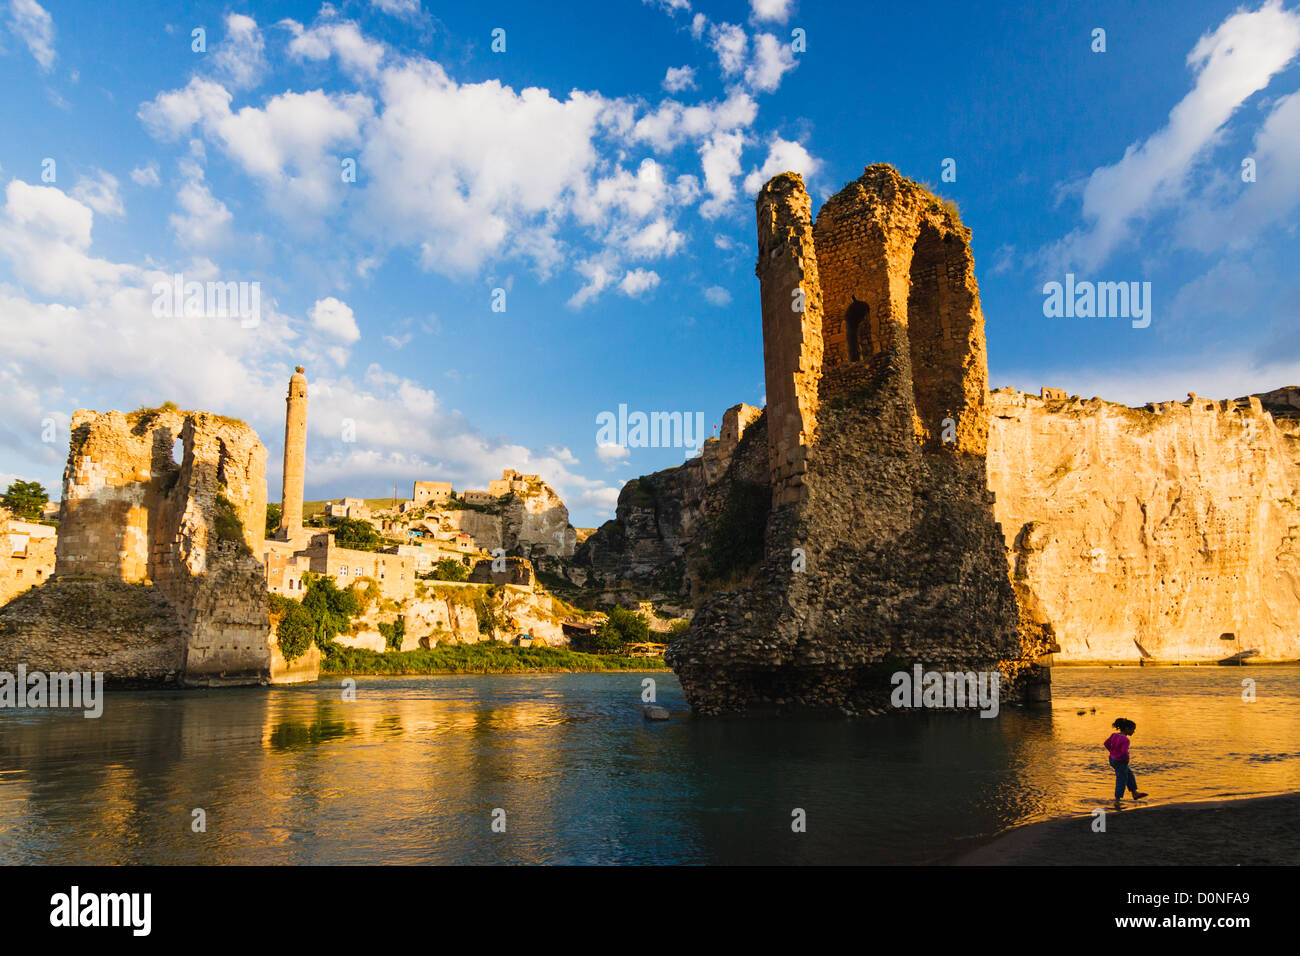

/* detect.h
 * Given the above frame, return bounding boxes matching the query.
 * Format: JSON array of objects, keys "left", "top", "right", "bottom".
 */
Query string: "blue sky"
[{"left": 1, "top": 0, "right": 1297, "bottom": 528}]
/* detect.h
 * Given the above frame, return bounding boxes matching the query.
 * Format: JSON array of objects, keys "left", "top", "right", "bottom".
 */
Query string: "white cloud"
[
  {"left": 619, "top": 268, "right": 660, "bottom": 296},
  {"left": 744, "top": 33, "right": 797, "bottom": 92},
  {"left": 130, "top": 162, "right": 161, "bottom": 187},
  {"left": 662, "top": 65, "right": 696, "bottom": 92},
  {"left": 699, "top": 130, "right": 746, "bottom": 217},
  {"left": 1045, "top": 0, "right": 1300, "bottom": 271},
  {"left": 310, "top": 296, "right": 361, "bottom": 345},
  {"left": 596, "top": 442, "right": 630, "bottom": 462},
  {"left": 742, "top": 136, "right": 820, "bottom": 195},
  {"left": 170, "top": 161, "right": 232, "bottom": 250},
  {"left": 710, "top": 23, "right": 748, "bottom": 76},
  {"left": 703, "top": 285, "right": 731, "bottom": 306},
  {"left": 750, "top": 0, "right": 793, "bottom": 24},
  {"left": 371, "top": 0, "right": 421, "bottom": 18},
  {"left": 71, "top": 171, "right": 124, "bottom": 218},
  {"left": 211, "top": 14, "right": 267, "bottom": 91},
  {"left": 629, "top": 90, "right": 757, "bottom": 151},
  {"left": 9, "top": 0, "right": 54, "bottom": 71},
  {"left": 568, "top": 256, "right": 618, "bottom": 308},
  {"left": 578, "top": 485, "right": 623, "bottom": 511},
  {"left": 1179, "top": 87, "right": 1300, "bottom": 252},
  {"left": 283, "top": 16, "right": 387, "bottom": 78},
  {"left": 358, "top": 60, "right": 616, "bottom": 273},
  {"left": 137, "top": 17, "right": 793, "bottom": 300},
  {"left": 0, "top": 180, "right": 132, "bottom": 299},
  {"left": 140, "top": 78, "right": 373, "bottom": 222}
]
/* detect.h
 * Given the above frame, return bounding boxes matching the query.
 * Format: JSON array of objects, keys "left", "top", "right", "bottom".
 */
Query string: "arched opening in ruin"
[
  {"left": 172, "top": 438, "right": 184, "bottom": 465},
  {"left": 845, "top": 300, "right": 868, "bottom": 363},
  {"left": 906, "top": 223, "right": 972, "bottom": 451}
]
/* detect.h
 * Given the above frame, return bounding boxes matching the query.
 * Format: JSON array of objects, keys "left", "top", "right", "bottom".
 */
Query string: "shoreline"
[
  {"left": 949, "top": 791, "right": 1300, "bottom": 865},
  {"left": 322, "top": 666, "right": 669, "bottom": 677}
]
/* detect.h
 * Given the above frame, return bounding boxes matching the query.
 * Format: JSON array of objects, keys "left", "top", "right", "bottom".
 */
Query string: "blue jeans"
[{"left": 1110, "top": 757, "right": 1137, "bottom": 799}]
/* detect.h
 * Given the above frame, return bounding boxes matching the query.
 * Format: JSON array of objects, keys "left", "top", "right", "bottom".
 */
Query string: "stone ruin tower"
[
  {"left": 277, "top": 366, "right": 308, "bottom": 541},
  {"left": 0, "top": 406, "right": 273, "bottom": 686},
  {"left": 667, "top": 164, "right": 1050, "bottom": 715}
]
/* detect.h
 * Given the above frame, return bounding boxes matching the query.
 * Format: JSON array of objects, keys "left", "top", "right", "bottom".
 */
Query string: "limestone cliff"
[
  {"left": 338, "top": 583, "right": 575, "bottom": 651},
  {"left": 437, "top": 482, "right": 577, "bottom": 562},
  {"left": 574, "top": 403, "right": 764, "bottom": 604},
  {"left": 988, "top": 388, "right": 1300, "bottom": 663}
]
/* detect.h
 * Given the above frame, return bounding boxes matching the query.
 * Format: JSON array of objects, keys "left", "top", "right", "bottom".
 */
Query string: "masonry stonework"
[
  {"left": 0, "top": 406, "right": 276, "bottom": 685},
  {"left": 667, "top": 165, "right": 1041, "bottom": 716}
]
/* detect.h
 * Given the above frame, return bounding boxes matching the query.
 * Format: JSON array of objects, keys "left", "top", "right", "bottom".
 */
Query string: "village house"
[
  {"left": 327, "top": 497, "right": 371, "bottom": 520},
  {"left": 0, "top": 511, "right": 57, "bottom": 605}
]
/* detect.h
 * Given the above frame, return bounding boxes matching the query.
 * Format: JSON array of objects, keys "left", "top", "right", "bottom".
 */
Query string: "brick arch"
[{"left": 905, "top": 222, "right": 980, "bottom": 452}]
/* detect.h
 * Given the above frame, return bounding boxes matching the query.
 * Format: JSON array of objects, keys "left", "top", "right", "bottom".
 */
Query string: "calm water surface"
[{"left": 1, "top": 667, "right": 1297, "bottom": 864}]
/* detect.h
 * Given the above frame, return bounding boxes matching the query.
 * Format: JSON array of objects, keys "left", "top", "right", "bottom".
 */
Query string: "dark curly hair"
[{"left": 1112, "top": 717, "right": 1136, "bottom": 734}]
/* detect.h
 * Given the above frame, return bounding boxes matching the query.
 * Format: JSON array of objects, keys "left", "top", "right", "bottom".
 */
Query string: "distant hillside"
[{"left": 269, "top": 498, "right": 404, "bottom": 517}]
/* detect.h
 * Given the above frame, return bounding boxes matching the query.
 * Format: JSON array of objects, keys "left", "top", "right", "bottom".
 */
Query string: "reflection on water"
[{"left": 0, "top": 667, "right": 1296, "bottom": 864}]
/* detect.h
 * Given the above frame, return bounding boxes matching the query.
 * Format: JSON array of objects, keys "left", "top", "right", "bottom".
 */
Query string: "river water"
[{"left": 1, "top": 667, "right": 1296, "bottom": 864}]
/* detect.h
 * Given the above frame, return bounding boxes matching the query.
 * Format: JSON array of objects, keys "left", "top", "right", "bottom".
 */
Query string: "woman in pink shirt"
[{"left": 1103, "top": 717, "right": 1149, "bottom": 807}]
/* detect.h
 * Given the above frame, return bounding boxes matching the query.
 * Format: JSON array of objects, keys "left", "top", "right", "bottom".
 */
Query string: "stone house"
[
  {"left": 327, "top": 497, "right": 370, "bottom": 520},
  {"left": 412, "top": 480, "right": 453, "bottom": 507},
  {"left": 300, "top": 532, "right": 415, "bottom": 600},
  {"left": 0, "top": 513, "right": 57, "bottom": 606}
]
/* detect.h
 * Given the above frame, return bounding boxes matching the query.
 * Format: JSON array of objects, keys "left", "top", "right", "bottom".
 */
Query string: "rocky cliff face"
[
  {"left": 500, "top": 484, "right": 577, "bottom": 560},
  {"left": 574, "top": 405, "right": 765, "bottom": 605},
  {"left": 988, "top": 388, "right": 1300, "bottom": 663},
  {"left": 338, "top": 583, "right": 573, "bottom": 652},
  {"left": 439, "top": 484, "right": 577, "bottom": 562}
]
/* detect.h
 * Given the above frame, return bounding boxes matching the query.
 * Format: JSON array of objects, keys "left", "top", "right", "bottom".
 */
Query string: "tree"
[
  {"left": 576, "top": 606, "right": 649, "bottom": 654},
  {"left": 3, "top": 480, "right": 48, "bottom": 520},
  {"left": 430, "top": 557, "right": 469, "bottom": 582},
  {"left": 270, "top": 594, "right": 315, "bottom": 663},
  {"left": 300, "top": 574, "right": 359, "bottom": 649},
  {"left": 333, "top": 517, "right": 380, "bottom": 551},
  {"left": 378, "top": 616, "right": 406, "bottom": 652},
  {"left": 265, "top": 503, "right": 282, "bottom": 537}
]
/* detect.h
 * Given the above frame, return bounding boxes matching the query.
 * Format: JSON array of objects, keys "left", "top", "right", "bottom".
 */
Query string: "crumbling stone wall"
[
  {"left": 757, "top": 174, "right": 824, "bottom": 507},
  {"left": 0, "top": 406, "right": 275, "bottom": 685},
  {"left": 667, "top": 165, "right": 1035, "bottom": 716}
]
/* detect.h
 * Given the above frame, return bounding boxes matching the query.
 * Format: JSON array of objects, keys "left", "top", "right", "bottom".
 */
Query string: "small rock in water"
[{"left": 643, "top": 705, "right": 670, "bottom": 721}]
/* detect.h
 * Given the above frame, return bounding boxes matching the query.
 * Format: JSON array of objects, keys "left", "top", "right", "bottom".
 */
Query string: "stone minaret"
[{"left": 278, "top": 366, "right": 308, "bottom": 540}]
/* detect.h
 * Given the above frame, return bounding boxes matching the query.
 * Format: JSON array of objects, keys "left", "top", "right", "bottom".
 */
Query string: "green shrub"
[
  {"left": 301, "top": 573, "right": 359, "bottom": 650},
  {"left": 574, "top": 606, "right": 649, "bottom": 654},
  {"left": 429, "top": 557, "right": 469, "bottom": 581},
  {"left": 333, "top": 517, "right": 381, "bottom": 551},
  {"left": 378, "top": 615, "right": 407, "bottom": 652}
]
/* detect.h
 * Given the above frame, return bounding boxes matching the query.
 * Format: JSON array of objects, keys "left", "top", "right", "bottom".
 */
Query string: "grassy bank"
[{"left": 321, "top": 642, "right": 668, "bottom": 675}]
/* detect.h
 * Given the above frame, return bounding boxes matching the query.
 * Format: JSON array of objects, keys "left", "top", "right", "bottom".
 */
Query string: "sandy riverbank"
[{"left": 952, "top": 792, "right": 1300, "bottom": 865}]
